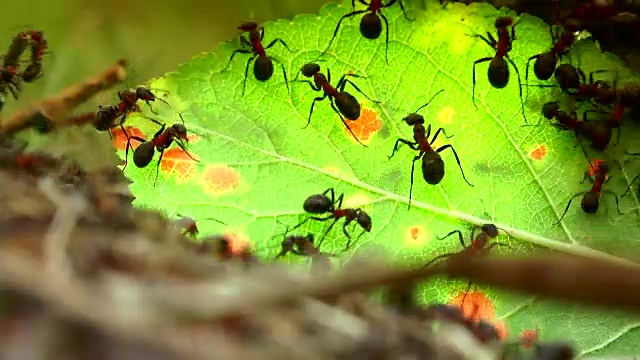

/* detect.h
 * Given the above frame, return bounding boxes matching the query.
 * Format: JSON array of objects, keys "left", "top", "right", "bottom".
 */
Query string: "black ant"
[
  {"left": 116, "top": 86, "right": 171, "bottom": 115},
  {"left": 222, "top": 22, "right": 292, "bottom": 96},
  {"left": 295, "top": 63, "right": 380, "bottom": 146},
  {"left": 471, "top": 16, "right": 526, "bottom": 122},
  {"left": 421, "top": 223, "right": 511, "bottom": 306},
  {"left": 124, "top": 115, "right": 199, "bottom": 186},
  {"left": 272, "top": 230, "right": 337, "bottom": 273},
  {"left": 321, "top": 0, "right": 413, "bottom": 65},
  {"left": 555, "top": 159, "right": 623, "bottom": 224},
  {"left": 173, "top": 214, "right": 227, "bottom": 238},
  {"left": 388, "top": 89, "right": 473, "bottom": 208},
  {"left": 21, "top": 30, "right": 48, "bottom": 83},
  {"left": 525, "top": 20, "right": 578, "bottom": 97},
  {"left": 539, "top": 102, "right": 612, "bottom": 152},
  {"left": 291, "top": 187, "right": 372, "bottom": 251}
]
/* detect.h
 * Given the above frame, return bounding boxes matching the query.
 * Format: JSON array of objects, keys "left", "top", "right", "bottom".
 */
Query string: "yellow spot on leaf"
[{"left": 437, "top": 106, "right": 455, "bottom": 125}]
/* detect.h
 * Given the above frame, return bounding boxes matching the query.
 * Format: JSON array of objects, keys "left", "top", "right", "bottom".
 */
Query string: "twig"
[{"left": 0, "top": 58, "right": 127, "bottom": 136}]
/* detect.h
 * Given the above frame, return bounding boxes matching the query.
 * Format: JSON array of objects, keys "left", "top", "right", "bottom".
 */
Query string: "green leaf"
[{"left": 120, "top": 0, "right": 640, "bottom": 356}]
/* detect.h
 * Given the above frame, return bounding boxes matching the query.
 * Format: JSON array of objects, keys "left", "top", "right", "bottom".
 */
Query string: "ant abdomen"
[
  {"left": 403, "top": 114, "right": 425, "bottom": 126},
  {"left": 360, "top": 13, "right": 382, "bottom": 39},
  {"left": 334, "top": 92, "right": 361, "bottom": 120},
  {"left": 542, "top": 102, "right": 559, "bottom": 119},
  {"left": 133, "top": 142, "right": 155, "bottom": 168},
  {"left": 303, "top": 194, "right": 332, "bottom": 213},
  {"left": 534, "top": 53, "right": 556, "bottom": 81},
  {"left": 488, "top": 57, "right": 509, "bottom": 88},
  {"left": 356, "top": 211, "right": 372, "bottom": 231},
  {"left": 253, "top": 56, "right": 274, "bottom": 82},
  {"left": 580, "top": 192, "right": 600, "bottom": 213},
  {"left": 554, "top": 64, "right": 580, "bottom": 92},
  {"left": 534, "top": 342, "right": 575, "bottom": 360},
  {"left": 421, "top": 152, "right": 445, "bottom": 185}
]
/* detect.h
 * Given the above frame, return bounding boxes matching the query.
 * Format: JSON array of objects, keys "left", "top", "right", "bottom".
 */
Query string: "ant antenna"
[
  {"left": 413, "top": 89, "right": 444, "bottom": 113},
  {"left": 176, "top": 213, "right": 228, "bottom": 225}
]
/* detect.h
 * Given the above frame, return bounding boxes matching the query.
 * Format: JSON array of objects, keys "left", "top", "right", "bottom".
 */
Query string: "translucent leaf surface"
[{"left": 120, "top": 0, "right": 640, "bottom": 356}]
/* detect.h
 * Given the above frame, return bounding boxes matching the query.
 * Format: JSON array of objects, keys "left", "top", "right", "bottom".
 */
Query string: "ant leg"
[
  {"left": 553, "top": 192, "right": 585, "bottom": 225},
  {"left": 470, "top": 34, "right": 496, "bottom": 49},
  {"left": 241, "top": 55, "right": 258, "bottom": 96},
  {"left": 428, "top": 126, "right": 455, "bottom": 142},
  {"left": 485, "top": 242, "right": 512, "bottom": 251},
  {"left": 440, "top": 0, "right": 449, "bottom": 9},
  {"left": 505, "top": 55, "right": 528, "bottom": 123},
  {"left": 330, "top": 100, "right": 368, "bottom": 146},
  {"left": 435, "top": 144, "right": 475, "bottom": 186},
  {"left": 340, "top": 78, "right": 380, "bottom": 103},
  {"left": 420, "top": 252, "right": 458, "bottom": 268},
  {"left": 622, "top": 174, "right": 640, "bottom": 197},
  {"left": 321, "top": 10, "right": 369, "bottom": 56},
  {"left": 175, "top": 141, "right": 199, "bottom": 162},
  {"left": 472, "top": 58, "right": 493, "bottom": 109},
  {"left": 153, "top": 150, "right": 164, "bottom": 187},
  {"left": 271, "top": 57, "right": 290, "bottom": 94},
  {"left": 123, "top": 135, "right": 146, "bottom": 171},
  {"left": 459, "top": 281, "right": 473, "bottom": 309},
  {"left": 221, "top": 49, "right": 252, "bottom": 72},
  {"left": 293, "top": 79, "right": 321, "bottom": 92},
  {"left": 304, "top": 94, "right": 328, "bottom": 129},
  {"left": 437, "top": 229, "right": 465, "bottom": 246},
  {"left": 413, "top": 89, "right": 445, "bottom": 113},
  {"left": 388, "top": 138, "right": 418, "bottom": 159},
  {"left": 264, "top": 38, "right": 294, "bottom": 53},
  {"left": 341, "top": 220, "right": 354, "bottom": 250},
  {"left": 321, "top": 187, "right": 336, "bottom": 202},
  {"left": 334, "top": 192, "right": 345, "bottom": 209},
  {"left": 316, "top": 218, "right": 340, "bottom": 249},
  {"left": 407, "top": 154, "right": 421, "bottom": 208},
  {"left": 602, "top": 190, "right": 624, "bottom": 215},
  {"left": 385, "top": 0, "right": 414, "bottom": 21},
  {"left": 380, "top": 13, "right": 391, "bottom": 65},
  {"left": 524, "top": 54, "right": 539, "bottom": 99}
]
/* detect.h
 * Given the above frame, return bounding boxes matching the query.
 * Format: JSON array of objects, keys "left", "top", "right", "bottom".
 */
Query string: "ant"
[
  {"left": 525, "top": 20, "right": 578, "bottom": 97},
  {"left": 222, "top": 22, "right": 292, "bottom": 96},
  {"left": 539, "top": 102, "right": 612, "bottom": 152},
  {"left": 172, "top": 214, "right": 228, "bottom": 238},
  {"left": 555, "top": 159, "right": 623, "bottom": 224},
  {"left": 295, "top": 63, "right": 379, "bottom": 146},
  {"left": 425, "top": 303, "right": 501, "bottom": 344},
  {"left": 124, "top": 115, "right": 199, "bottom": 186},
  {"left": 272, "top": 230, "right": 338, "bottom": 273},
  {"left": 117, "top": 86, "right": 171, "bottom": 115},
  {"left": 321, "top": 0, "right": 413, "bottom": 65},
  {"left": 388, "top": 89, "right": 473, "bottom": 208},
  {"left": 471, "top": 16, "right": 527, "bottom": 122},
  {"left": 0, "top": 66, "right": 20, "bottom": 110},
  {"left": 291, "top": 187, "right": 372, "bottom": 251},
  {"left": 21, "top": 30, "right": 48, "bottom": 83},
  {"left": 422, "top": 223, "right": 511, "bottom": 306},
  {"left": 191, "top": 235, "right": 256, "bottom": 264}
]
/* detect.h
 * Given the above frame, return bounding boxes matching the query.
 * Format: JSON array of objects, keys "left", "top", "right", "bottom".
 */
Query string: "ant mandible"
[
  {"left": 422, "top": 223, "right": 512, "bottom": 306},
  {"left": 222, "top": 22, "right": 293, "bottom": 96},
  {"left": 554, "top": 160, "right": 623, "bottom": 224},
  {"left": 321, "top": 0, "right": 413, "bottom": 65},
  {"left": 295, "top": 63, "right": 380, "bottom": 146},
  {"left": 471, "top": 17, "right": 527, "bottom": 123},
  {"left": 291, "top": 187, "right": 372, "bottom": 251},
  {"left": 388, "top": 89, "right": 473, "bottom": 208},
  {"left": 524, "top": 20, "right": 578, "bottom": 98},
  {"left": 124, "top": 115, "right": 199, "bottom": 186}
]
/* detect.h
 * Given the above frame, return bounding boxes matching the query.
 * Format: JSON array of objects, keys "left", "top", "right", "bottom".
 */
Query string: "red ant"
[
  {"left": 222, "top": 22, "right": 292, "bottom": 96},
  {"left": 291, "top": 187, "right": 372, "bottom": 251},
  {"left": 388, "top": 89, "right": 473, "bottom": 208},
  {"left": 173, "top": 214, "right": 228, "bottom": 238},
  {"left": 116, "top": 86, "right": 171, "bottom": 115},
  {"left": 321, "top": 0, "right": 413, "bottom": 65},
  {"left": 295, "top": 63, "right": 380, "bottom": 147},
  {"left": 271, "top": 231, "right": 336, "bottom": 272},
  {"left": 124, "top": 115, "right": 199, "bottom": 186},
  {"left": 538, "top": 102, "right": 612, "bottom": 152},
  {"left": 422, "top": 223, "right": 511, "bottom": 306},
  {"left": 190, "top": 235, "right": 256, "bottom": 264},
  {"left": 93, "top": 87, "right": 169, "bottom": 135},
  {"left": 21, "top": 30, "right": 48, "bottom": 83},
  {"left": 555, "top": 159, "right": 623, "bottom": 224},
  {"left": 525, "top": 20, "right": 578, "bottom": 97},
  {"left": 471, "top": 16, "right": 527, "bottom": 122}
]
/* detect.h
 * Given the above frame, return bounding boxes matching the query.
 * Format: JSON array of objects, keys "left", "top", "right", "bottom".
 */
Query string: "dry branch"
[{"left": 0, "top": 59, "right": 127, "bottom": 136}]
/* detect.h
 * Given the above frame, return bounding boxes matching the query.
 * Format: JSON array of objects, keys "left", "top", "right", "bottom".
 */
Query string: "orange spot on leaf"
[
  {"left": 202, "top": 164, "right": 240, "bottom": 196},
  {"left": 519, "top": 327, "right": 539, "bottom": 349},
  {"left": 404, "top": 225, "right": 427, "bottom": 247},
  {"left": 346, "top": 108, "right": 382, "bottom": 143},
  {"left": 112, "top": 126, "right": 145, "bottom": 151},
  {"left": 528, "top": 144, "right": 547, "bottom": 161},
  {"left": 450, "top": 290, "right": 508, "bottom": 340},
  {"left": 159, "top": 148, "right": 199, "bottom": 181},
  {"left": 411, "top": 227, "right": 419, "bottom": 240},
  {"left": 224, "top": 233, "right": 252, "bottom": 255}
]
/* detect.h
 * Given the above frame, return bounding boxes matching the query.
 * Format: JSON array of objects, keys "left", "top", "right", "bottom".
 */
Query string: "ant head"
[
  {"left": 238, "top": 22, "right": 259, "bottom": 32},
  {"left": 481, "top": 224, "right": 499, "bottom": 238},
  {"left": 132, "top": 141, "right": 155, "bottom": 168},
  {"left": 403, "top": 113, "right": 425, "bottom": 126},
  {"left": 170, "top": 123, "right": 189, "bottom": 141},
  {"left": 494, "top": 16, "right": 513, "bottom": 29},
  {"left": 136, "top": 87, "right": 154, "bottom": 101},
  {"left": 301, "top": 63, "right": 320, "bottom": 78},
  {"left": 534, "top": 342, "right": 575, "bottom": 360},
  {"left": 27, "top": 30, "right": 43, "bottom": 42},
  {"left": 580, "top": 192, "right": 600, "bottom": 214},
  {"left": 356, "top": 210, "right": 372, "bottom": 232},
  {"left": 303, "top": 194, "right": 333, "bottom": 214},
  {"left": 360, "top": 13, "right": 383, "bottom": 40},
  {"left": 541, "top": 102, "right": 559, "bottom": 119},
  {"left": 555, "top": 64, "right": 581, "bottom": 91}
]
